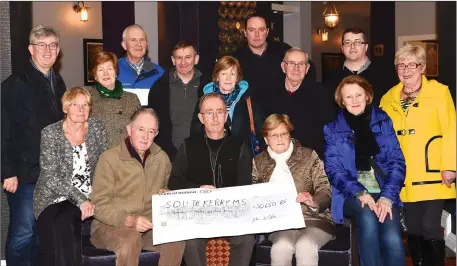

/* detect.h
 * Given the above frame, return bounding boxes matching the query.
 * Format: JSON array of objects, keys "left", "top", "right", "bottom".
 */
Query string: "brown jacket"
[
  {"left": 87, "top": 87, "right": 141, "bottom": 148},
  {"left": 91, "top": 140, "right": 171, "bottom": 235},
  {"left": 252, "top": 140, "right": 335, "bottom": 235}
]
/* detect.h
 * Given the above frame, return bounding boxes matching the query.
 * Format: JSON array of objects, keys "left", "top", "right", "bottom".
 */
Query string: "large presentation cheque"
[{"left": 152, "top": 180, "right": 305, "bottom": 245}]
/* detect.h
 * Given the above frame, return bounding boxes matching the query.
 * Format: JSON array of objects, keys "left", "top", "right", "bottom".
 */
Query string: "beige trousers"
[
  {"left": 269, "top": 227, "right": 334, "bottom": 266},
  {"left": 91, "top": 224, "right": 185, "bottom": 266}
]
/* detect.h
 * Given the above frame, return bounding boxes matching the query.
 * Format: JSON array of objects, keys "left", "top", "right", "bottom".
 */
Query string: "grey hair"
[
  {"left": 198, "top": 92, "right": 227, "bottom": 111},
  {"left": 129, "top": 107, "right": 160, "bottom": 129},
  {"left": 122, "top": 24, "right": 147, "bottom": 41},
  {"left": 283, "top": 47, "right": 309, "bottom": 63},
  {"left": 394, "top": 44, "right": 427, "bottom": 67},
  {"left": 29, "top": 24, "right": 60, "bottom": 44}
]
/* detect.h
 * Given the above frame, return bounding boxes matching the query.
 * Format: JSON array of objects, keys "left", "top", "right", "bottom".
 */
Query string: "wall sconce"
[
  {"left": 317, "top": 28, "right": 329, "bottom": 42},
  {"left": 73, "top": 1, "right": 89, "bottom": 22},
  {"left": 322, "top": 2, "right": 339, "bottom": 29}
]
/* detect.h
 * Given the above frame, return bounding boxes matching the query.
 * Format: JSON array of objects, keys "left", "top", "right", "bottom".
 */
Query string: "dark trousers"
[
  {"left": 36, "top": 200, "right": 82, "bottom": 266},
  {"left": 344, "top": 193, "right": 405, "bottom": 266},
  {"left": 6, "top": 184, "right": 39, "bottom": 266},
  {"left": 184, "top": 235, "right": 255, "bottom": 266},
  {"left": 404, "top": 200, "right": 446, "bottom": 240}
]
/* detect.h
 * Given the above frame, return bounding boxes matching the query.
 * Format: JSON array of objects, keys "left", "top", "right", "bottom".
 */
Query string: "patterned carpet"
[{"left": 206, "top": 238, "right": 231, "bottom": 266}]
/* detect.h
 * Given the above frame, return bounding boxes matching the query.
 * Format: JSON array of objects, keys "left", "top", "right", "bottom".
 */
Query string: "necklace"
[{"left": 401, "top": 85, "right": 422, "bottom": 103}]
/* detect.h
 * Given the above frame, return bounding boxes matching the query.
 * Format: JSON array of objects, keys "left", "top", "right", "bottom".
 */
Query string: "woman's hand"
[
  {"left": 442, "top": 170, "right": 456, "bottom": 188},
  {"left": 296, "top": 192, "right": 318, "bottom": 208},
  {"left": 376, "top": 197, "right": 393, "bottom": 223},
  {"left": 158, "top": 189, "right": 169, "bottom": 194},
  {"left": 200, "top": 185, "right": 216, "bottom": 189},
  {"left": 358, "top": 193, "right": 379, "bottom": 215},
  {"left": 80, "top": 200, "right": 95, "bottom": 221}
]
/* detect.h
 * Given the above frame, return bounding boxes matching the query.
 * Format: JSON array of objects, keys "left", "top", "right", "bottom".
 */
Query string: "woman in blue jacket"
[
  {"left": 323, "top": 75, "right": 406, "bottom": 266},
  {"left": 190, "top": 55, "right": 266, "bottom": 155}
]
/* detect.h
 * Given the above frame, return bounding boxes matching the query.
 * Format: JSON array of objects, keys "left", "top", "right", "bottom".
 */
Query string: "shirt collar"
[
  {"left": 125, "top": 137, "right": 150, "bottom": 167},
  {"left": 170, "top": 67, "right": 202, "bottom": 84},
  {"left": 126, "top": 57, "right": 145, "bottom": 75},
  {"left": 30, "top": 58, "right": 53, "bottom": 79},
  {"left": 343, "top": 57, "right": 371, "bottom": 74}
]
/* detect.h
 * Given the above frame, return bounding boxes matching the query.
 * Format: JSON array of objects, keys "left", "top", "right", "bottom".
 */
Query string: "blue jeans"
[
  {"left": 6, "top": 184, "right": 39, "bottom": 266},
  {"left": 343, "top": 193, "right": 405, "bottom": 266}
]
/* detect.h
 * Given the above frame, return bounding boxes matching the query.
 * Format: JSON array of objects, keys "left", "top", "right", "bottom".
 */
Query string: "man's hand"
[
  {"left": 200, "top": 185, "right": 216, "bottom": 189},
  {"left": 125, "top": 215, "right": 152, "bottom": 232},
  {"left": 158, "top": 189, "right": 169, "bottom": 194},
  {"left": 136, "top": 216, "right": 153, "bottom": 232},
  {"left": 80, "top": 200, "right": 95, "bottom": 220},
  {"left": 3, "top": 176, "right": 18, "bottom": 193},
  {"left": 442, "top": 171, "right": 456, "bottom": 188},
  {"left": 296, "top": 192, "right": 318, "bottom": 208}
]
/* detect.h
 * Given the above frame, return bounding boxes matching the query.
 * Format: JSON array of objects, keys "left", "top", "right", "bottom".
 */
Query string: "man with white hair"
[
  {"left": 1, "top": 24, "right": 66, "bottom": 266},
  {"left": 118, "top": 24, "right": 164, "bottom": 105},
  {"left": 268, "top": 47, "right": 335, "bottom": 159},
  {"left": 91, "top": 108, "right": 185, "bottom": 266}
]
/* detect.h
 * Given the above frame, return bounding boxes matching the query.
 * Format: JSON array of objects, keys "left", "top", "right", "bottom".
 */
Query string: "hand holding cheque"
[{"left": 152, "top": 180, "right": 306, "bottom": 245}]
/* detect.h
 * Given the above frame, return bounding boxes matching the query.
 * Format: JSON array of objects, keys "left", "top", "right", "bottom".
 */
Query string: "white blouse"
[{"left": 53, "top": 142, "right": 92, "bottom": 204}]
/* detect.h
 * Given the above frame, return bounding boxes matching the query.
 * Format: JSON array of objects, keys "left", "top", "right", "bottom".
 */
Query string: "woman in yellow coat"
[{"left": 380, "top": 44, "right": 456, "bottom": 266}]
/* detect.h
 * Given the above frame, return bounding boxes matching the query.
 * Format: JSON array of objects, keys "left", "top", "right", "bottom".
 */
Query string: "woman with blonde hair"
[
  {"left": 33, "top": 87, "right": 108, "bottom": 266},
  {"left": 380, "top": 44, "right": 456, "bottom": 266}
]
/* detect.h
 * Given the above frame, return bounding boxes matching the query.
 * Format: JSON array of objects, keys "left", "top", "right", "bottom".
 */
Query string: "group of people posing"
[{"left": 2, "top": 12, "right": 455, "bottom": 266}]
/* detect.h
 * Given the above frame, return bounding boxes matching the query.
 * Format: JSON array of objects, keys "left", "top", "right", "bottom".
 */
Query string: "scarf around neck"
[
  {"left": 343, "top": 105, "right": 380, "bottom": 171},
  {"left": 95, "top": 80, "right": 124, "bottom": 99},
  {"left": 267, "top": 140, "right": 294, "bottom": 183},
  {"left": 213, "top": 83, "right": 242, "bottom": 109}
]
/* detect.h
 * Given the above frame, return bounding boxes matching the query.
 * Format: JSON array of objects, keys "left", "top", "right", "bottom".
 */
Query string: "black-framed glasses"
[
  {"left": 200, "top": 110, "right": 226, "bottom": 118},
  {"left": 396, "top": 62, "right": 422, "bottom": 70},
  {"left": 283, "top": 61, "right": 308, "bottom": 69},
  {"left": 31, "top": 42, "right": 59, "bottom": 51},
  {"left": 342, "top": 40, "right": 366, "bottom": 47}
]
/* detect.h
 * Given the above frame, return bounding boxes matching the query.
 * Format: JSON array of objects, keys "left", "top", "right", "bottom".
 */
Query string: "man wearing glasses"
[
  {"left": 324, "top": 27, "right": 397, "bottom": 107},
  {"left": 232, "top": 14, "right": 317, "bottom": 115},
  {"left": 168, "top": 93, "right": 255, "bottom": 266},
  {"left": 1, "top": 24, "right": 66, "bottom": 266},
  {"left": 269, "top": 47, "right": 335, "bottom": 159}
]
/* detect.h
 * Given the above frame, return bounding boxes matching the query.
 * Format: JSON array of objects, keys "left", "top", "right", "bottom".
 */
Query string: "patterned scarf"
[
  {"left": 95, "top": 80, "right": 124, "bottom": 99},
  {"left": 212, "top": 83, "right": 242, "bottom": 110}
]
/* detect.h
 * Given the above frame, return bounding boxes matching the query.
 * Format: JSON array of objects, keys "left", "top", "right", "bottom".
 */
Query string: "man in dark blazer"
[{"left": 1, "top": 24, "right": 66, "bottom": 266}]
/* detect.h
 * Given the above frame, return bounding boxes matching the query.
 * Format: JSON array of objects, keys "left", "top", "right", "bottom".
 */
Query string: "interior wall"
[
  {"left": 32, "top": 1, "right": 103, "bottom": 88},
  {"left": 395, "top": 2, "right": 436, "bottom": 50},
  {"left": 311, "top": 2, "right": 370, "bottom": 82}
]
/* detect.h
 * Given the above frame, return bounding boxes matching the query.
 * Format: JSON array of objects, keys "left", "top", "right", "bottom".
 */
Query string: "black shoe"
[
  {"left": 408, "top": 234, "right": 424, "bottom": 266},
  {"left": 422, "top": 239, "right": 445, "bottom": 266}
]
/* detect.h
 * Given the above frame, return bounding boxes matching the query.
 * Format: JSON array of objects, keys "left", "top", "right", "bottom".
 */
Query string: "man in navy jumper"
[{"left": 118, "top": 24, "right": 164, "bottom": 105}]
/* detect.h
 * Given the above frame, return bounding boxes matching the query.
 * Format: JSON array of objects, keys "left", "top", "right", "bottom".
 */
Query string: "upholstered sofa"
[
  {"left": 81, "top": 218, "right": 160, "bottom": 266},
  {"left": 255, "top": 218, "right": 359, "bottom": 266},
  {"left": 81, "top": 217, "right": 358, "bottom": 266}
]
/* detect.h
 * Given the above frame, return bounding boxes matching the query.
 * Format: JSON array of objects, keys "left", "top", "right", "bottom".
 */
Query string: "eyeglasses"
[
  {"left": 31, "top": 42, "right": 59, "bottom": 51},
  {"left": 342, "top": 40, "right": 366, "bottom": 47},
  {"left": 200, "top": 110, "right": 226, "bottom": 118},
  {"left": 396, "top": 62, "right": 422, "bottom": 70},
  {"left": 267, "top": 132, "right": 290, "bottom": 140},
  {"left": 283, "top": 61, "right": 308, "bottom": 69}
]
